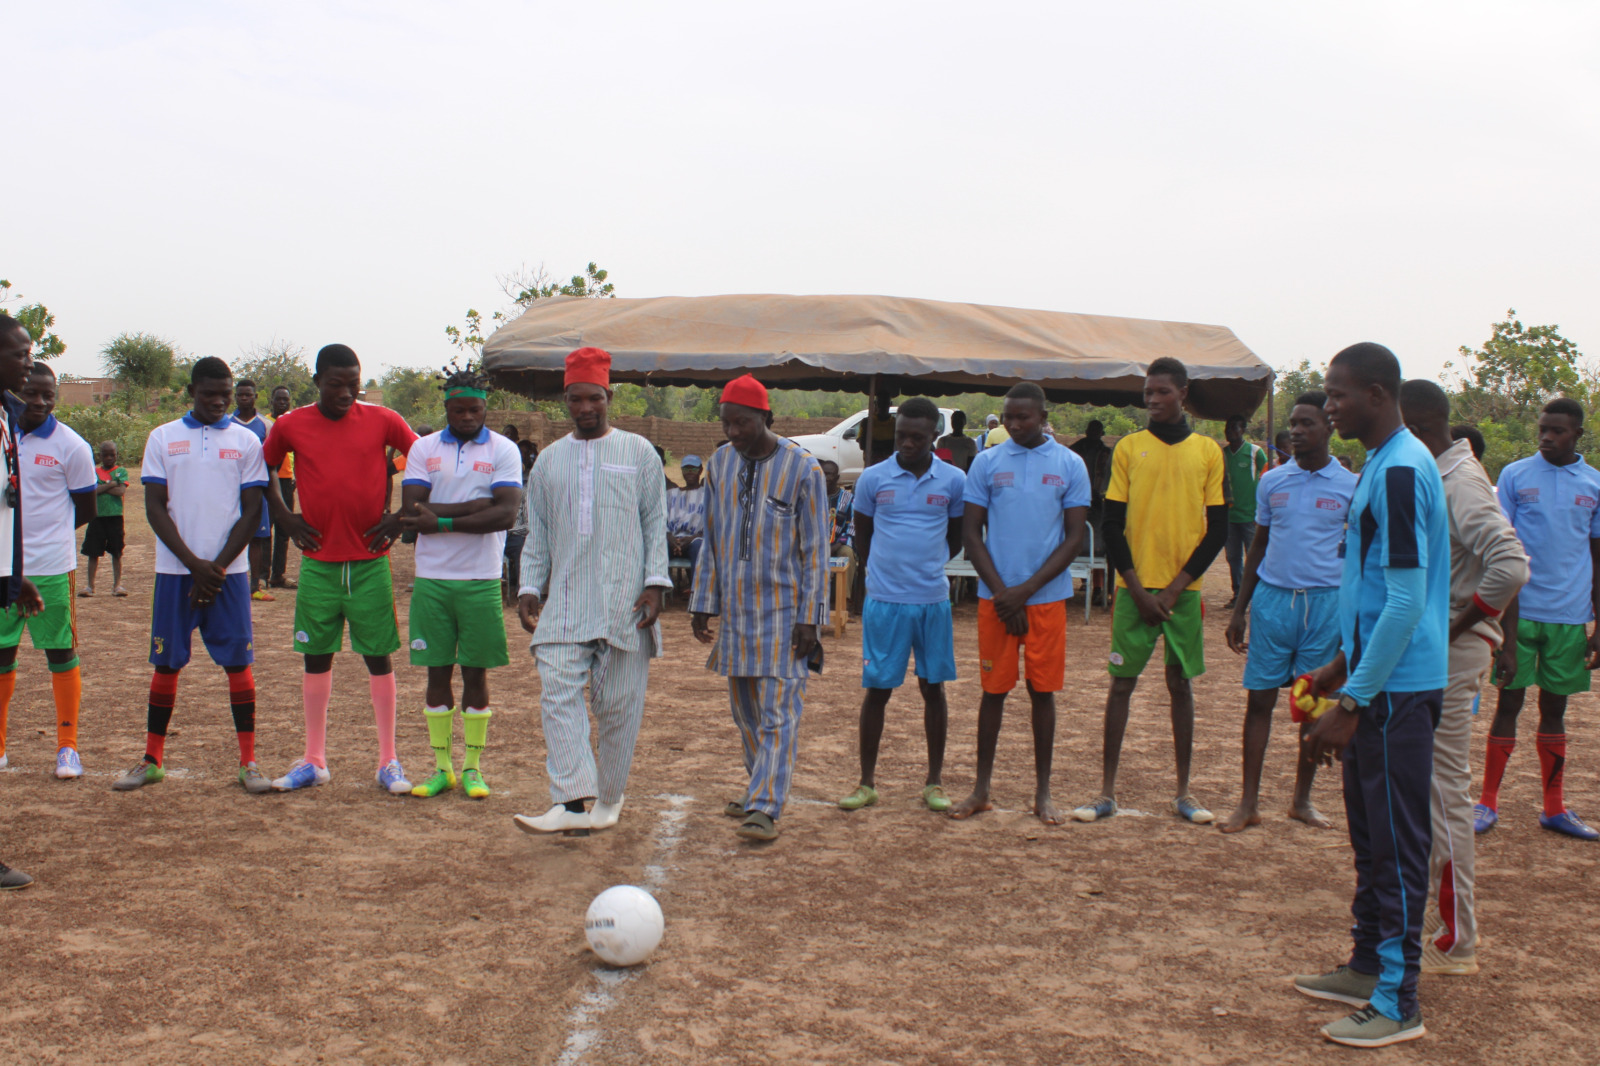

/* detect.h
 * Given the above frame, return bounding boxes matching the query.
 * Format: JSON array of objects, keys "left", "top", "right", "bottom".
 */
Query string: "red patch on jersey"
[
  {"left": 1315, "top": 497, "right": 1342, "bottom": 511},
  {"left": 168, "top": 441, "right": 190, "bottom": 455},
  {"left": 426, "top": 456, "right": 443, "bottom": 473},
  {"left": 1042, "top": 474, "right": 1064, "bottom": 487},
  {"left": 474, "top": 461, "right": 494, "bottom": 474},
  {"left": 1269, "top": 492, "right": 1289, "bottom": 508},
  {"left": 218, "top": 449, "right": 242, "bottom": 460},
  {"left": 992, "top": 472, "right": 1014, "bottom": 487},
  {"left": 926, "top": 494, "right": 949, "bottom": 507},
  {"left": 32, "top": 455, "right": 58, "bottom": 467},
  {"left": 875, "top": 489, "right": 896, "bottom": 506},
  {"left": 1578, "top": 495, "right": 1596, "bottom": 509}
]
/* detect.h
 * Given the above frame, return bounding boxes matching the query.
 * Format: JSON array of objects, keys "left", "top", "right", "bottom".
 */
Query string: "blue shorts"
[
  {"left": 1241, "top": 582, "right": 1340, "bottom": 691},
  {"left": 254, "top": 509, "right": 271, "bottom": 540},
  {"left": 861, "top": 597, "right": 957, "bottom": 690},
  {"left": 150, "top": 572, "right": 255, "bottom": 669}
]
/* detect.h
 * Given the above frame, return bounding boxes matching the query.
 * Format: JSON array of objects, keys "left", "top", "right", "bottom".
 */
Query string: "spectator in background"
[
  {"left": 868, "top": 387, "right": 896, "bottom": 466},
  {"left": 1451, "top": 424, "right": 1486, "bottom": 462},
  {"left": 504, "top": 446, "right": 534, "bottom": 605},
  {"left": 517, "top": 438, "right": 537, "bottom": 471},
  {"left": 268, "top": 385, "right": 298, "bottom": 589},
  {"left": 983, "top": 413, "right": 1007, "bottom": 449},
  {"left": 1071, "top": 419, "right": 1114, "bottom": 599},
  {"left": 503, "top": 423, "right": 520, "bottom": 443},
  {"left": 1222, "top": 414, "right": 1267, "bottom": 610},
  {"left": 1272, "top": 429, "right": 1292, "bottom": 468},
  {"left": 231, "top": 379, "right": 276, "bottom": 602},
  {"left": 819, "top": 459, "right": 858, "bottom": 612},
  {"left": 1338, "top": 454, "right": 1355, "bottom": 471},
  {"left": 82, "top": 440, "right": 129, "bottom": 597},
  {"left": 666, "top": 454, "right": 707, "bottom": 596},
  {"left": 937, "top": 410, "right": 978, "bottom": 472}
]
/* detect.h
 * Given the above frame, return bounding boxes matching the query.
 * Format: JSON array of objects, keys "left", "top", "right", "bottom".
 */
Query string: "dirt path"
[{"left": 2, "top": 484, "right": 1597, "bottom": 1064}]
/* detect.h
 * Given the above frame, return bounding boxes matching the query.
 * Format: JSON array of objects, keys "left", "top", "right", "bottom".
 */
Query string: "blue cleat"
[
  {"left": 376, "top": 759, "right": 412, "bottom": 794},
  {"left": 272, "top": 759, "right": 331, "bottom": 791},
  {"left": 55, "top": 747, "right": 83, "bottom": 779},
  {"left": 1473, "top": 803, "right": 1498, "bottom": 834},
  {"left": 1540, "top": 809, "right": 1600, "bottom": 841}
]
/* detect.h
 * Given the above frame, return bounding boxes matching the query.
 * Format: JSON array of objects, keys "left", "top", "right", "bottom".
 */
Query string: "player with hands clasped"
[
  {"left": 1219, "top": 391, "right": 1356, "bottom": 833},
  {"left": 399, "top": 367, "right": 522, "bottom": 801},
  {"left": 1292, "top": 344, "right": 1450, "bottom": 1049},
  {"left": 1074, "top": 358, "right": 1227, "bottom": 826},
  {"left": 947, "top": 383, "right": 1089, "bottom": 825},
  {"left": 512, "top": 348, "right": 669, "bottom": 836},
  {"left": 115, "top": 357, "right": 272, "bottom": 795}
]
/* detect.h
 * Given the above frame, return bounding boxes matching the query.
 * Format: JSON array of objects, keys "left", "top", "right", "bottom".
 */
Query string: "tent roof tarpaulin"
[{"left": 481, "top": 293, "right": 1273, "bottom": 420}]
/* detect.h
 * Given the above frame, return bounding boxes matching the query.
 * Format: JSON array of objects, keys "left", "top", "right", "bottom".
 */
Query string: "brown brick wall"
[{"left": 487, "top": 410, "right": 843, "bottom": 459}]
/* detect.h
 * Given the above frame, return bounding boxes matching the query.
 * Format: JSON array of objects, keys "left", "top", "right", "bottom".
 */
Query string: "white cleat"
[
  {"left": 0, "top": 753, "right": 8, "bottom": 770},
  {"left": 512, "top": 805, "right": 592, "bottom": 834},
  {"left": 590, "top": 799, "right": 623, "bottom": 830}
]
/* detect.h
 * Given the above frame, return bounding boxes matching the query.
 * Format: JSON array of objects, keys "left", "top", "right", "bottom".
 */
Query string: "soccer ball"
[{"left": 585, "top": 885, "right": 664, "bottom": 967}]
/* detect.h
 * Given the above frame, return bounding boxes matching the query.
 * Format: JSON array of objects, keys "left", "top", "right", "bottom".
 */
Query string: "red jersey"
[{"left": 263, "top": 402, "right": 417, "bottom": 562}]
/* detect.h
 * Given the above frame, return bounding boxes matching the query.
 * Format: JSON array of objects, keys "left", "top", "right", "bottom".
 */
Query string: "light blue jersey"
[
  {"left": 1496, "top": 452, "right": 1600, "bottom": 625},
  {"left": 853, "top": 456, "right": 965, "bottom": 605},
  {"left": 1255, "top": 458, "right": 1358, "bottom": 590},
  {"left": 964, "top": 437, "right": 1091, "bottom": 606}
]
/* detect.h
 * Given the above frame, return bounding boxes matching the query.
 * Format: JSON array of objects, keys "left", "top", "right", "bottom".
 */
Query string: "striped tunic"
[
  {"left": 520, "top": 429, "right": 671, "bottom": 654},
  {"left": 689, "top": 438, "right": 829, "bottom": 678}
]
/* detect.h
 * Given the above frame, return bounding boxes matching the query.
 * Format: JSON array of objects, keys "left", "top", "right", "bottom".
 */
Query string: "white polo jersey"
[
  {"left": 141, "top": 413, "right": 270, "bottom": 576},
  {"left": 18, "top": 416, "right": 96, "bottom": 576},
  {"left": 403, "top": 427, "right": 523, "bottom": 581}
]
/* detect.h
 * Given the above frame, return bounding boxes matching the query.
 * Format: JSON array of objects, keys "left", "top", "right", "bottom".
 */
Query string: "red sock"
[
  {"left": 1537, "top": 732, "right": 1567, "bottom": 818},
  {"left": 1480, "top": 736, "right": 1515, "bottom": 811},
  {"left": 146, "top": 671, "right": 180, "bottom": 765},
  {"left": 227, "top": 666, "right": 257, "bottom": 765}
]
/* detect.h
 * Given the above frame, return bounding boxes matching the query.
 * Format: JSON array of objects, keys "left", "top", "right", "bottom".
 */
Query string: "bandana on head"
[
  {"left": 720, "top": 374, "right": 770, "bottom": 412},
  {"left": 565, "top": 347, "right": 612, "bottom": 389},
  {"left": 445, "top": 385, "right": 488, "bottom": 401}
]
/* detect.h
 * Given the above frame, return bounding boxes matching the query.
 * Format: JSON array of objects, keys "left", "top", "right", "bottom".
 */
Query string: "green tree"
[
  {"left": 235, "top": 339, "right": 317, "bottom": 405},
  {"left": 447, "top": 260, "right": 617, "bottom": 358},
  {"left": 101, "top": 332, "right": 178, "bottom": 408},
  {"left": 0, "top": 279, "right": 67, "bottom": 359},
  {"left": 1449, "top": 309, "right": 1586, "bottom": 423}
]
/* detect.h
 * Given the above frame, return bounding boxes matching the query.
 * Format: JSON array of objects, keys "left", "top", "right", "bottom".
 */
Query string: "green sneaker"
[
  {"left": 1321, "top": 1006, "right": 1425, "bottom": 1047},
  {"left": 113, "top": 760, "right": 164, "bottom": 791},
  {"left": 838, "top": 785, "right": 878, "bottom": 811},
  {"left": 1292, "top": 965, "right": 1377, "bottom": 1008},
  {"left": 411, "top": 769, "right": 456, "bottom": 798},
  {"left": 462, "top": 768, "right": 490, "bottom": 799},
  {"left": 238, "top": 763, "right": 273, "bottom": 794}
]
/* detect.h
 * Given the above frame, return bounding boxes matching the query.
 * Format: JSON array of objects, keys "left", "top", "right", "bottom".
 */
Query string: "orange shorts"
[{"left": 977, "top": 598, "right": 1066, "bottom": 694}]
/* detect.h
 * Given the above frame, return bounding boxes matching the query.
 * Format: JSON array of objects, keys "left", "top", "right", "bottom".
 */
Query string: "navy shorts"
[
  {"left": 861, "top": 597, "right": 957, "bottom": 690},
  {"left": 150, "top": 572, "right": 255, "bottom": 669}
]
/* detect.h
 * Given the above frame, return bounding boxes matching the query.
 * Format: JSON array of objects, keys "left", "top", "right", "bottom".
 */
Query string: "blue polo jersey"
[
  {"left": 1496, "top": 452, "right": 1600, "bottom": 625},
  {"left": 1255, "top": 458, "right": 1358, "bottom": 590},
  {"left": 1339, "top": 427, "right": 1449, "bottom": 692},
  {"left": 964, "top": 436, "right": 1092, "bottom": 605},
  {"left": 853, "top": 455, "right": 966, "bottom": 604}
]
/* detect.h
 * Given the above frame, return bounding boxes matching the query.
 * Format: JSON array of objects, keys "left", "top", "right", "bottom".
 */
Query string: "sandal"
[
  {"left": 736, "top": 811, "right": 779, "bottom": 841},
  {"left": 78, "top": 588, "right": 94, "bottom": 598},
  {"left": 724, "top": 800, "right": 747, "bottom": 819}
]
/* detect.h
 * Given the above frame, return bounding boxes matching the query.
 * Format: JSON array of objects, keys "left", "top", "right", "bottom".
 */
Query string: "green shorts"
[
  {"left": 1506, "top": 618, "right": 1591, "bottom": 696},
  {"left": 0, "top": 572, "right": 77, "bottom": 651},
  {"left": 408, "top": 577, "right": 509, "bottom": 669},
  {"left": 1108, "top": 587, "right": 1205, "bottom": 680},
  {"left": 293, "top": 557, "right": 401, "bottom": 657}
]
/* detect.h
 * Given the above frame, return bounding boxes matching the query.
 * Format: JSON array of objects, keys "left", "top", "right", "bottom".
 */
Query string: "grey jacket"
[{"left": 1437, "top": 438, "right": 1528, "bottom": 648}]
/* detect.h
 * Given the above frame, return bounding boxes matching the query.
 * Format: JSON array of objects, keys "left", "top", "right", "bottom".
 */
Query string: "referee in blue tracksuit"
[{"left": 1291, "top": 342, "right": 1450, "bottom": 1049}]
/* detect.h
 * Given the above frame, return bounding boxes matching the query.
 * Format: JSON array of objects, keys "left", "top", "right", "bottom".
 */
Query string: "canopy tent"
[{"left": 481, "top": 293, "right": 1274, "bottom": 421}]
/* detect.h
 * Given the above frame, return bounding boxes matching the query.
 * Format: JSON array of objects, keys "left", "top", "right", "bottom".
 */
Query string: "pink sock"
[
  {"left": 369, "top": 671, "right": 398, "bottom": 766},
  {"left": 303, "top": 671, "right": 332, "bottom": 769}
]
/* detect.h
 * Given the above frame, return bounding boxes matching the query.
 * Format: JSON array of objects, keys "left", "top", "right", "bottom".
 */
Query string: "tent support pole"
[
  {"left": 1265, "top": 371, "right": 1276, "bottom": 464},
  {"left": 865, "top": 374, "right": 878, "bottom": 467}
]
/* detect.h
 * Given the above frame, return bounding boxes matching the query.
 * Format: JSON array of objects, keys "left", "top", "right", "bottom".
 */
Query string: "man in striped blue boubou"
[
  {"left": 691, "top": 374, "right": 830, "bottom": 842},
  {"left": 512, "top": 347, "right": 672, "bottom": 837}
]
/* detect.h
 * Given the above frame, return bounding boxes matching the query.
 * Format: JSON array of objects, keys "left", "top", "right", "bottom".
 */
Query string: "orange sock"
[
  {"left": 51, "top": 661, "right": 81, "bottom": 751},
  {"left": 0, "top": 668, "right": 13, "bottom": 759}
]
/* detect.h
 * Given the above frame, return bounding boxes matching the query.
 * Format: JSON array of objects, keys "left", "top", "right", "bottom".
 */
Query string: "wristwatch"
[{"left": 1336, "top": 692, "right": 1362, "bottom": 715}]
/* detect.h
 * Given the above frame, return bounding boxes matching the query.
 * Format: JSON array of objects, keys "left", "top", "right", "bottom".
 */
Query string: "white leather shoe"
[
  {"left": 590, "top": 799, "right": 623, "bottom": 830},
  {"left": 512, "top": 805, "right": 592, "bottom": 834}
]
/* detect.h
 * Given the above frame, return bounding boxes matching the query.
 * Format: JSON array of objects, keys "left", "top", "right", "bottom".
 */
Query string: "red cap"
[
  {"left": 564, "top": 347, "right": 611, "bottom": 389},
  {"left": 719, "top": 373, "right": 770, "bottom": 412}
]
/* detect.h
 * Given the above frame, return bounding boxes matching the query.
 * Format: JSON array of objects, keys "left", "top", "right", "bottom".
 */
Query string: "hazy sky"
[{"left": 7, "top": 1, "right": 1597, "bottom": 389}]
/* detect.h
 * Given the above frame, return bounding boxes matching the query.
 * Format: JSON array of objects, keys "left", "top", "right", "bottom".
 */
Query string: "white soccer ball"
[{"left": 585, "top": 885, "right": 664, "bottom": 967}]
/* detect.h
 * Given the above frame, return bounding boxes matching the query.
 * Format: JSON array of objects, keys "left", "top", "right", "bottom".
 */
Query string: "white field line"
[{"left": 556, "top": 793, "right": 693, "bottom": 1066}]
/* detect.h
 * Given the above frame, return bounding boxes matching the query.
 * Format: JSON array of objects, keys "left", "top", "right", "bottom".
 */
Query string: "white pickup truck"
[{"left": 788, "top": 407, "right": 958, "bottom": 485}]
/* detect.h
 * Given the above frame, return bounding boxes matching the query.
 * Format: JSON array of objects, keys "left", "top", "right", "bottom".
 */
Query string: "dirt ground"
[{"left": 3, "top": 482, "right": 1599, "bottom": 1065}]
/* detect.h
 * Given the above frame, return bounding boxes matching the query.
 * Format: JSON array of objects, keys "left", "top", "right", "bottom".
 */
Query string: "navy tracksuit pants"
[{"left": 1343, "top": 689, "right": 1440, "bottom": 1021}]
